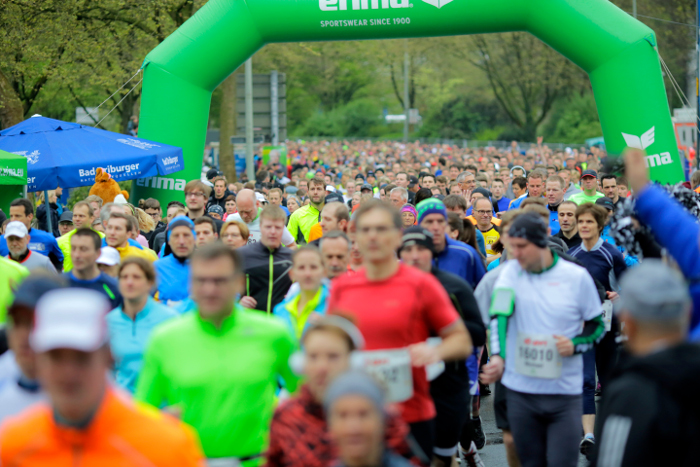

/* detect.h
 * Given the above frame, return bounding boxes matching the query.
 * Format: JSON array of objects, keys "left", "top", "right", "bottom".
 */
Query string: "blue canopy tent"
[{"left": 0, "top": 115, "right": 184, "bottom": 234}]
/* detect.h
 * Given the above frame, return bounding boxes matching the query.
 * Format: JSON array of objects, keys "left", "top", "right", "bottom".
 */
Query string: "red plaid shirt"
[{"left": 265, "top": 385, "right": 421, "bottom": 467}]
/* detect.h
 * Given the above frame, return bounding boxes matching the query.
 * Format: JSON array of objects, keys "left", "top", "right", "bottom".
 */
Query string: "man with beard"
[{"left": 288, "top": 179, "right": 327, "bottom": 245}]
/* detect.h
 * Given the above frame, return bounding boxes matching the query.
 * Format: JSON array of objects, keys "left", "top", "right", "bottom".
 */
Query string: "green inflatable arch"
[{"left": 133, "top": 0, "right": 683, "bottom": 205}]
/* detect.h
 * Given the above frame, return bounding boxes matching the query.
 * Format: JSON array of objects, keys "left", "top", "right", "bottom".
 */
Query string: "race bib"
[
  {"left": 360, "top": 348, "right": 413, "bottom": 403},
  {"left": 425, "top": 337, "right": 445, "bottom": 381},
  {"left": 602, "top": 300, "right": 613, "bottom": 332},
  {"left": 515, "top": 333, "right": 562, "bottom": 379}
]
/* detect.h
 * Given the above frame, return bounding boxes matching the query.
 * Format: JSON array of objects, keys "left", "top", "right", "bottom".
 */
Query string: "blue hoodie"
[
  {"left": 434, "top": 236, "right": 485, "bottom": 288},
  {"left": 153, "top": 254, "right": 190, "bottom": 303},
  {"left": 107, "top": 298, "right": 178, "bottom": 392},
  {"left": 634, "top": 184, "right": 700, "bottom": 336}
]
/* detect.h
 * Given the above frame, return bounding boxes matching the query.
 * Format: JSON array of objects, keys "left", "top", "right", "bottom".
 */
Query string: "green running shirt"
[
  {"left": 568, "top": 191, "right": 604, "bottom": 205},
  {"left": 135, "top": 304, "right": 299, "bottom": 461}
]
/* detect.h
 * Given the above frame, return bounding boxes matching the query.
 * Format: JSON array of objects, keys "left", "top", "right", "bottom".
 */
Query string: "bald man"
[{"left": 229, "top": 189, "right": 296, "bottom": 247}]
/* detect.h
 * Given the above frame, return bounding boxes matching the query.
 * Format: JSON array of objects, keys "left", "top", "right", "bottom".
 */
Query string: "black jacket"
[
  {"left": 430, "top": 267, "right": 486, "bottom": 394},
  {"left": 207, "top": 190, "right": 235, "bottom": 210},
  {"left": 554, "top": 229, "right": 582, "bottom": 250},
  {"left": 432, "top": 267, "right": 486, "bottom": 348},
  {"left": 145, "top": 221, "right": 167, "bottom": 250},
  {"left": 594, "top": 343, "right": 700, "bottom": 467},
  {"left": 238, "top": 241, "right": 293, "bottom": 314},
  {"left": 36, "top": 202, "right": 60, "bottom": 237}
]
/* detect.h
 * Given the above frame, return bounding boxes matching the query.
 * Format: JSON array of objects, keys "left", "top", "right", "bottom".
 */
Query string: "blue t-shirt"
[{"left": 64, "top": 271, "right": 122, "bottom": 308}]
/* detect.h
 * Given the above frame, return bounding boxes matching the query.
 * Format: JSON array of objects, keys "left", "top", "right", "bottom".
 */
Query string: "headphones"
[
  {"left": 510, "top": 165, "right": 527, "bottom": 177},
  {"left": 289, "top": 315, "right": 366, "bottom": 375}
]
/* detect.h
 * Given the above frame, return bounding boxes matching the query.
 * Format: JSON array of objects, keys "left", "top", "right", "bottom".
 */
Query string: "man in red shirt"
[{"left": 328, "top": 200, "right": 472, "bottom": 461}]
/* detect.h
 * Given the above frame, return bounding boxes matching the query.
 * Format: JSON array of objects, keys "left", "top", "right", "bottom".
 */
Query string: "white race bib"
[
  {"left": 425, "top": 337, "right": 445, "bottom": 382},
  {"left": 360, "top": 348, "right": 413, "bottom": 403},
  {"left": 602, "top": 300, "right": 613, "bottom": 332},
  {"left": 515, "top": 333, "right": 562, "bottom": 379}
]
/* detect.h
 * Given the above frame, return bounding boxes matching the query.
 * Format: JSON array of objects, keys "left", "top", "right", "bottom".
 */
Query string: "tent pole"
[{"left": 44, "top": 190, "right": 53, "bottom": 235}]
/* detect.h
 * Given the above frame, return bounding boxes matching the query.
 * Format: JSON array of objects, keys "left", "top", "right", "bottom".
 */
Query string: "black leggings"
[
  {"left": 595, "top": 317, "right": 619, "bottom": 388},
  {"left": 430, "top": 368, "right": 470, "bottom": 458},
  {"left": 409, "top": 419, "right": 435, "bottom": 465}
]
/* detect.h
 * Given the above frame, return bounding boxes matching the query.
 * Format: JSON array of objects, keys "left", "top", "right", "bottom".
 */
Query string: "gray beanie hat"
[
  {"left": 324, "top": 370, "right": 385, "bottom": 418},
  {"left": 616, "top": 259, "right": 690, "bottom": 322}
]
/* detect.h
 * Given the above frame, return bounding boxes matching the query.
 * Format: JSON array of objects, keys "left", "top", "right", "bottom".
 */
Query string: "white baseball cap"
[
  {"left": 113, "top": 194, "right": 128, "bottom": 205},
  {"left": 4, "top": 221, "right": 28, "bottom": 239},
  {"left": 255, "top": 192, "right": 267, "bottom": 204},
  {"left": 30, "top": 289, "right": 110, "bottom": 353},
  {"left": 326, "top": 185, "right": 336, "bottom": 193},
  {"left": 96, "top": 246, "right": 120, "bottom": 267}
]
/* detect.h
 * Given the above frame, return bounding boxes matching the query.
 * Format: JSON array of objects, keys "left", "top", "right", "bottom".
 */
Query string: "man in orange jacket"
[{"left": 0, "top": 288, "right": 205, "bottom": 467}]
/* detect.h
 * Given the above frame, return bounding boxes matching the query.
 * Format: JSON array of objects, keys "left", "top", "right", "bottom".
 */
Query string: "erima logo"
[
  {"left": 621, "top": 127, "right": 655, "bottom": 150},
  {"left": 136, "top": 177, "right": 186, "bottom": 191},
  {"left": 320, "top": 0, "right": 409, "bottom": 11},
  {"left": 319, "top": 0, "right": 455, "bottom": 9},
  {"left": 621, "top": 126, "right": 673, "bottom": 168}
]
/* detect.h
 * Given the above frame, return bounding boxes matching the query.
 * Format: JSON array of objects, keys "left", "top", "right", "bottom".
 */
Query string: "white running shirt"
[{"left": 494, "top": 256, "right": 602, "bottom": 395}]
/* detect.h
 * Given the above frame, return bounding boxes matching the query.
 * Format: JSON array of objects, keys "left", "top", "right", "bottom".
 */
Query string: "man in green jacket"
[{"left": 136, "top": 242, "right": 298, "bottom": 465}]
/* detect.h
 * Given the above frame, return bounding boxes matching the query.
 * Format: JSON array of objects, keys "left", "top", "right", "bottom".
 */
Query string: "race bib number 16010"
[{"left": 515, "top": 333, "right": 562, "bottom": 379}]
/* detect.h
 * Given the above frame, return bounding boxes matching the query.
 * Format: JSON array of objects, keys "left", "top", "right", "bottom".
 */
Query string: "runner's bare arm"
[{"left": 436, "top": 319, "right": 472, "bottom": 361}]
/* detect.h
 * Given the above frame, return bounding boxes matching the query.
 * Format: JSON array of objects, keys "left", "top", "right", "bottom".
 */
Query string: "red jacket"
[{"left": 266, "top": 385, "right": 422, "bottom": 467}]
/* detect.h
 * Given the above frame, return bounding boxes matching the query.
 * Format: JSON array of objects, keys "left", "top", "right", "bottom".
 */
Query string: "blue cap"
[{"left": 167, "top": 216, "right": 196, "bottom": 242}]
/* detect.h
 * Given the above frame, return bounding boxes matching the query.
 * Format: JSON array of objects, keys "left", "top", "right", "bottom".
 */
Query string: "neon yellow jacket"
[
  {"left": 0, "top": 257, "right": 29, "bottom": 323},
  {"left": 286, "top": 204, "right": 321, "bottom": 244},
  {"left": 58, "top": 229, "right": 106, "bottom": 272}
]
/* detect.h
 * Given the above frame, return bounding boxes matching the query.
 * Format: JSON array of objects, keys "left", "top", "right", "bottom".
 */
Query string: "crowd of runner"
[{"left": 0, "top": 138, "right": 698, "bottom": 467}]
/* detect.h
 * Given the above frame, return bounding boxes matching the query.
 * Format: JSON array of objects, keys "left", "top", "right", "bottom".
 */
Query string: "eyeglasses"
[
  {"left": 475, "top": 210, "right": 492, "bottom": 215},
  {"left": 186, "top": 192, "right": 205, "bottom": 198}
]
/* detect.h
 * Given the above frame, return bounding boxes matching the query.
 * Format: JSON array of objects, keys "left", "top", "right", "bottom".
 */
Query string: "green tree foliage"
[
  {"left": 542, "top": 94, "right": 603, "bottom": 143},
  {"left": 0, "top": 0, "right": 205, "bottom": 131},
  {"left": 296, "top": 98, "right": 383, "bottom": 137},
  {"left": 417, "top": 97, "right": 506, "bottom": 139}
]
